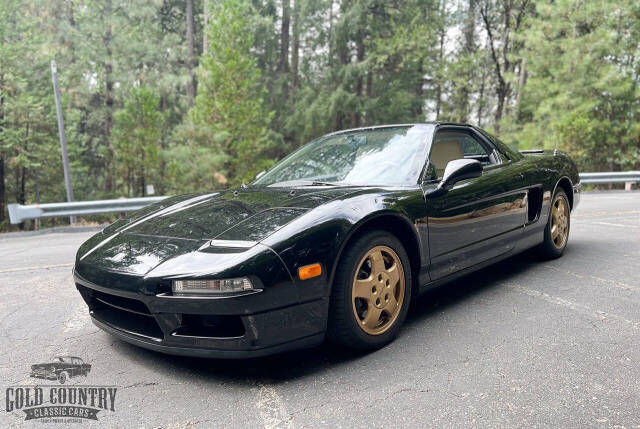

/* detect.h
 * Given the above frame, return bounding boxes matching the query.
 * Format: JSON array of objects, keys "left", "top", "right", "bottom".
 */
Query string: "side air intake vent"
[{"left": 527, "top": 186, "right": 543, "bottom": 224}]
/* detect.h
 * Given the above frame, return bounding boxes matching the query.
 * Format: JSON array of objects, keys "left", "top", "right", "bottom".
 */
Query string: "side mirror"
[{"left": 427, "top": 159, "right": 482, "bottom": 197}]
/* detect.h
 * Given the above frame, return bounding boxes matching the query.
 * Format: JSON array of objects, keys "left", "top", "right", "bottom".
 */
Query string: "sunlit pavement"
[{"left": 1, "top": 192, "right": 639, "bottom": 428}]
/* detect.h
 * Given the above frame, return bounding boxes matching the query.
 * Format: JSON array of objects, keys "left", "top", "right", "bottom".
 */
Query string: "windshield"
[{"left": 253, "top": 125, "right": 434, "bottom": 187}]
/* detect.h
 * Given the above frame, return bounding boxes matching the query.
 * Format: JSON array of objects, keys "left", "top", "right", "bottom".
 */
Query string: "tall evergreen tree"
[
  {"left": 173, "top": 0, "right": 275, "bottom": 189},
  {"left": 1, "top": 0, "right": 639, "bottom": 230},
  {"left": 505, "top": 0, "right": 640, "bottom": 171},
  {"left": 113, "top": 87, "right": 164, "bottom": 197}
]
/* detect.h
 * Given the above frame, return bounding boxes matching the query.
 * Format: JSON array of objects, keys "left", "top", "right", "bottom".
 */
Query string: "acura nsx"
[{"left": 74, "top": 123, "right": 580, "bottom": 357}]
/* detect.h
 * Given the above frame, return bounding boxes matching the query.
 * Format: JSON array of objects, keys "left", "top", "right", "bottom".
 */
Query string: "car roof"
[
  {"left": 54, "top": 355, "right": 82, "bottom": 359},
  {"left": 323, "top": 122, "right": 477, "bottom": 137}
]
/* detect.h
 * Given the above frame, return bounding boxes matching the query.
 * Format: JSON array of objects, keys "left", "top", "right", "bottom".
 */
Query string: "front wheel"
[
  {"left": 58, "top": 372, "right": 68, "bottom": 384},
  {"left": 327, "top": 230, "right": 412, "bottom": 350},
  {"left": 539, "top": 188, "right": 571, "bottom": 259}
]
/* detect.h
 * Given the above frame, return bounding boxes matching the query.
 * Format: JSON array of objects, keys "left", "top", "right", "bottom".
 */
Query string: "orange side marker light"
[{"left": 298, "top": 263, "right": 322, "bottom": 280}]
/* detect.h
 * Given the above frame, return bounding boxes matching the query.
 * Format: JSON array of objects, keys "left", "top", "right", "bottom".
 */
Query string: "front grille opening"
[
  {"left": 92, "top": 289, "right": 151, "bottom": 315},
  {"left": 173, "top": 314, "right": 245, "bottom": 338},
  {"left": 77, "top": 284, "right": 163, "bottom": 340}
]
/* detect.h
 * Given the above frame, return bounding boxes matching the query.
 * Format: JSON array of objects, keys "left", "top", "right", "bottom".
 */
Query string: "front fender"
[{"left": 261, "top": 189, "right": 424, "bottom": 301}]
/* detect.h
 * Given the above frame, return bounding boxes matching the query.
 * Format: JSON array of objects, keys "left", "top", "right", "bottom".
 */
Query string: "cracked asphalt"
[{"left": 0, "top": 191, "right": 639, "bottom": 428}]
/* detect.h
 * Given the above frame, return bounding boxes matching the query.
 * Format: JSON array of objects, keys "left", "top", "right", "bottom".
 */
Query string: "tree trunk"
[
  {"left": 186, "top": 0, "right": 196, "bottom": 106},
  {"left": 0, "top": 155, "right": 4, "bottom": 224},
  {"left": 476, "top": 61, "right": 486, "bottom": 126},
  {"left": 291, "top": 0, "right": 299, "bottom": 89},
  {"left": 494, "top": 82, "right": 508, "bottom": 133},
  {"left": 435, "top": 21, "right": 445, "bottom": 119},
  {"left": 68, "top": 0, "right": 75, "bottom": 26},
  {"left": 459, "top": 0, "right": 475, "bottom": 122},
  {"left": 140, "top": 159, "right": 146, "bottom": 197},
  {"left": 18, "top": 167, "right": 25, "bottom": 205},
  {"left": 514, "top": 57, "right": 527, "bottom": 120},
  {"left": 477, "top": 0, "right": 531, "bottom": 130},
  {"left": 334, "top": 2, "right": 350, "bottom": 130},
  {"left": 414, "top": 59, "right": 424, "bottom": 119},
  {"left": 203, "top": 0, "right": 209, "bottom": 55},
  {"left": 366, "top": 61, "right": 373, "bottom": 124},
  {"left": 20, "top": 118, "right": 28, "bottom": 208},
  {"left": 104, "top": 0, "right": 114, "bottom": 193},
  {"left": 279, "top": 0, "right": 291, "bottom": 72},
  {"left": 159, "top": 93, "right": 167, "bottom": 194},
  {"left": 0, "top": 79, "right": 5, "bottom": 224},
  {"left": 328, "top": 0, "right": 334, "bottom": 66},
  {"left": 16, "top": 164, "right": 25, "bottom": 230},
  {"left": 353, "top": 32, "right": 365, "bottom": 127}
]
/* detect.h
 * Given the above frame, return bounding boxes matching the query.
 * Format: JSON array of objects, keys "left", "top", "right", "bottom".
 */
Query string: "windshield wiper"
[
  {"left": 268, "top": 180, "right": 344, "bottom": 187},
  {"left": 310, "top": 181, "right": 343, "bottom": 186}
]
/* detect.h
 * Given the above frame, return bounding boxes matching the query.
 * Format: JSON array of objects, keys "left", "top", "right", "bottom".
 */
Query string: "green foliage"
[
  {"left": 503, "top": 0, "right": 640, "bottom": 171},
  {"left": 1, "top": 0, "right": 639, "bottom": 231},
  {"left": 113, "top": 86, "right": 163, "bottom": 196},
  {"left": 0, "top": 0, "right": 65, "bottom": 219},
  {"left": 173, "top": 0, "right": 275, "bottom": 189}
]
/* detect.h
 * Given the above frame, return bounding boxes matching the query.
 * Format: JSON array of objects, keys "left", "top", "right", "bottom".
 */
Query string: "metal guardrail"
[
  {"left": 6, "top": 171, "right": 640, "bottom": 224},
  {"left": 8, "top": 197, "right": 167, "bottom": 225},
  {"left": 579, "top": 171, "right": 640, "bottom": 184}
]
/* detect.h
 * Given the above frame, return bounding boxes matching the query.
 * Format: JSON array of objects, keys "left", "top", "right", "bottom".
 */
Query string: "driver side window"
[{"left": 428, "top": 129, "right": 496, "bottom": 179}]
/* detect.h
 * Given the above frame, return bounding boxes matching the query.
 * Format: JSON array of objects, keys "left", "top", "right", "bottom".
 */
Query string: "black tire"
[
  {"left": 327, "top": 230, "right": 412, "bottom": 350},
  {"left": 58, "top": 372, "right": 67, "bottom": 384},
  {"left": 539, "top": 188, "right": 571, "bottom": 259}
]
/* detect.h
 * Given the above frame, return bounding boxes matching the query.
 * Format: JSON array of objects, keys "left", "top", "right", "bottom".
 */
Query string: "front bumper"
[
  {"left": 74, "top": 272, "right": 328, "bottom": 358},
  {"left": 91, "top": 317, "right": 324, "bottom": 358},
  {"left": 30, "top": 372, "right": 57, "bottom": 381}
]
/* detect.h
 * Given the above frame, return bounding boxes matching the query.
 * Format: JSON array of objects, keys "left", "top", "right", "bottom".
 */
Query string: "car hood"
[
  {"left": 106, "top": 186, "right": 357, "bottom": 241},
  {"left": 76, "top": 186, "right": 358, "bottom": 276}
]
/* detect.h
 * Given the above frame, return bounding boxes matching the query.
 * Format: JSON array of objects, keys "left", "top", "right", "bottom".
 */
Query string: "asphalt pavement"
[{"left": 0, "top": 192, "right": 639, "bottom": 428}]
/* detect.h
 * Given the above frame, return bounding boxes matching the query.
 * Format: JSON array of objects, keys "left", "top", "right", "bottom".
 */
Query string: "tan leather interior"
[{"left": 430, "top": 140, "right": 463, "bottom": 177}]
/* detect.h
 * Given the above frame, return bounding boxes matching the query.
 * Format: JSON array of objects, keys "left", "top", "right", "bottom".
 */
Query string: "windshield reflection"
[{"left": 253, "top": 125, "right": 434, "bottom": 187}]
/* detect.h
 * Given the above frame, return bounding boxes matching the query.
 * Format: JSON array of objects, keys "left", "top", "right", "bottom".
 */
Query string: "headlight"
[{"left": 172, "top": 278, "right": 255, "bottom": 296}]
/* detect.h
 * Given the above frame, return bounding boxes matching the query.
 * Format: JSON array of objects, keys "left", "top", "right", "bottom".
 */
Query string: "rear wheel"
[
  {"left": 539, "top": 188, "right": 570, "bottom": 259},
  {"left": 327, "top": 230, "right": 412, "bottom": 350}
]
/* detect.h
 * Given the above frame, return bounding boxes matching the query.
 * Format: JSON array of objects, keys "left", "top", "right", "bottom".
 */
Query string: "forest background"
[{"left": 1, "top": 0, "right": 638, "bottom": 230}]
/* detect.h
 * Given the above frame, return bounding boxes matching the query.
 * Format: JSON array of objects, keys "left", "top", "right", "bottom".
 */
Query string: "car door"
[
  {"left": 71, "top": 358, "right": 81, "bottom": 376},
  {"left": 422, "top": 126, "right": 528, "bottom": 280}
]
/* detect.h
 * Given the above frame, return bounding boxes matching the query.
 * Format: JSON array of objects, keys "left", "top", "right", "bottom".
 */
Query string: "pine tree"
[
  {"left": 113, "top": 87, "right": 164, "bottom": 197},
  {"left": 506, "top": 0, "right": 640, "bottom": 172},
  {"left": 176, "top": 0, "right": 275, "bottom": 188}
]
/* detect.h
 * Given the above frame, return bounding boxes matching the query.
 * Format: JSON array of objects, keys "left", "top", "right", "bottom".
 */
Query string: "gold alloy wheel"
[
  {"left": 351, "top": 245, "right": 405, "bottom": 335},
  {"left": 551, "top": 194, "right": 569, "bottom": 249}
]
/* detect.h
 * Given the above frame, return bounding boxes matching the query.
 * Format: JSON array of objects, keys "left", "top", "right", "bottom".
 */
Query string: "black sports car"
[
  {"left": 74, "top": 123, "right": 580, "bottom": 358},
  {"left": 30, "top": 356, "right": 91, "bottom": 384}
]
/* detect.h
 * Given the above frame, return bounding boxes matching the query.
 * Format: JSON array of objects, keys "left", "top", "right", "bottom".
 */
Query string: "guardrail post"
[{"left": 51, "top": 60, "right": 76, "bottom": 224}]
